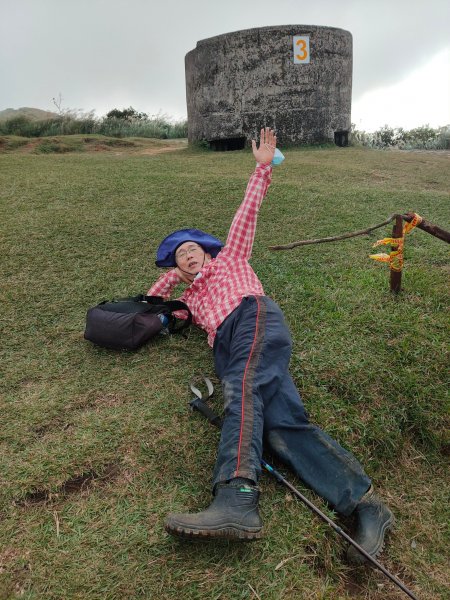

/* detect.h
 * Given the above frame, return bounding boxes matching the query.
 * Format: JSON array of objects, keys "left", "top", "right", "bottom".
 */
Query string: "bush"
[
  {"left": 105, "top": 107, "right": 148, "bottom": 121},
  {"left": 0, "top": 110, "right": 188, "bottom": 139},
  {"left": 437, "top": 125, "right": 450, "bottom": 149},
  {"left": 350, "top": 123, "right": 450, "bottom": 150},
  {"left": 34, "top": 139, "right": 84, "bottom": 153},
  {"left": 0, "top": 116, "right": 33, "bottom": 136},
  {"left": 98, "top": 111, "right": 187, "bottom": 139}
]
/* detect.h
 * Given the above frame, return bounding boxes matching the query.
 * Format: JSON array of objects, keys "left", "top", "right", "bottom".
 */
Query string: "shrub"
[
  {"left": 0, "top": 107, "right": 187, "bottom": 139},
  {"left": 34, "top": 138, "right": 84, "bottom": 153},
  {"left": 437, "top": 125, "right": 450, "bottom": 149},
  {"left": 1, "top": 116, "right": 33, "bottom": 136},
  {"left": 98, "top": 112, "right": 187, "bottom": 139},
  {"left": 105, "top": 106, "right": 148, "bottom": 121},
  {"left": 350, "top": 123, "right": 450, "bottom": 150}
]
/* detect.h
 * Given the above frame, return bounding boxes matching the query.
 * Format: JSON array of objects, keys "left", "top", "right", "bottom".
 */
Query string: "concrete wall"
[{"left": 185, "top": 25, "right": 352, "bottom": 147}]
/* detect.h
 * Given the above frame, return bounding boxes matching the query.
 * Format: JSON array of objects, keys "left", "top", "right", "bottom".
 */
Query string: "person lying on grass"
[{"left": 147, "top": 127, "right": 393, "bottom": 564}]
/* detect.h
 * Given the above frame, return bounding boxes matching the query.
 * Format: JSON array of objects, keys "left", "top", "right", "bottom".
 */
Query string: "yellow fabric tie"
[{"left": 369, "top": 213, "right": 422, "bottom": 272}]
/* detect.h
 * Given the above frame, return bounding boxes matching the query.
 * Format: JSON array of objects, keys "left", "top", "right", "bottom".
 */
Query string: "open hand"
[{"left": 251, "top": 127, "right": 277, "bottom": 165}]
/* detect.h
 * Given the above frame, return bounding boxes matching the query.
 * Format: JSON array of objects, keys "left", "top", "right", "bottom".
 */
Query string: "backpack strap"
[
  {"left": 163, "top": 300, "right": 192, "bottom": 334},
  {"left": 108, "top": 295, "right": 192, "bottom": 334},
  {"left": 141, "top": 296, "right": 192, "bottom": 334},
  {"left": 135, "top": 294, "right": 165, "bottom": 304}
]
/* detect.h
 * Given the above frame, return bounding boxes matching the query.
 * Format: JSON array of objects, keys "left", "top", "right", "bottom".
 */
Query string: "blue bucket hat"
[{"left": 155, "top": 228, "right": 224, "bottom": 267}]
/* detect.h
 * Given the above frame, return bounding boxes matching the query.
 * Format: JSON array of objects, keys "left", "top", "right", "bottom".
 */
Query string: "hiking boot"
[
  {"left": 347, "top": 486, "right": 394, "bottom": 565},
  {"left": 165, "top": 479, "right": 263, "bottom": 541}
]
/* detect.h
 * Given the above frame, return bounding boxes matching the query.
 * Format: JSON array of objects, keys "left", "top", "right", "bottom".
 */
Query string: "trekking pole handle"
[{"left": 190, "top": 398, "right": 223, "bottom": 428}]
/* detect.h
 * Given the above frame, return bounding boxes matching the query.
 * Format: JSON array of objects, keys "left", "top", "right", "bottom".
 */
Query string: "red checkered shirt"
[{"left": 147, "top": 162, "right": 272, "bottom": 346}]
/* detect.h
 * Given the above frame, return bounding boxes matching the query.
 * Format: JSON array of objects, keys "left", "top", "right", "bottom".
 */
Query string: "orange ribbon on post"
[{"left": 369, "top": 213, "right": 422, "bottom": 292}]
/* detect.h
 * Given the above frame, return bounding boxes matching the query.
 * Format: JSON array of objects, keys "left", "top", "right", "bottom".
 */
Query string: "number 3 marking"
[{"left": 296, "top": 39, "right": 308, "bottom": 61}]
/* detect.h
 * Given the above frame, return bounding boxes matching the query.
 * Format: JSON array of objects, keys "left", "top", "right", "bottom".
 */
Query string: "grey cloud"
[{"left": 0, "top": 0, "right": 448, "bottom": 119}]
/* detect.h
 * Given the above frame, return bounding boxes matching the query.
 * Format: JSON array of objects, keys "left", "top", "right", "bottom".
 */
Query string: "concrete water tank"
[{"left": 185, "top": 25, "right": 352, "bottom": 149}]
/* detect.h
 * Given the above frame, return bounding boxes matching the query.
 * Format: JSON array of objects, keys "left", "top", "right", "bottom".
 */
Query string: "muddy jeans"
[{"left": 212, "top": 296, "right": 371, "bottom": 516}]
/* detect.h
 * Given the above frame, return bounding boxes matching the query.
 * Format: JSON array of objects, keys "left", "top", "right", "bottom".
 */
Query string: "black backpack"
[{"left": 84, "top": 294, "right": 192, "bottom": 350}]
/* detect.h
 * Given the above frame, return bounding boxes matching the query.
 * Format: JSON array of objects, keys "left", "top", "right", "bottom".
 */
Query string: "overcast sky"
[{"left": 1, "top": 0, "right": 449, "bottom": 131}]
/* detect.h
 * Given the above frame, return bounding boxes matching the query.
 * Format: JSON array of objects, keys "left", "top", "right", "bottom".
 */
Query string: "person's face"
[{"left": 175, "top": 242, "right": 211, "bottom": 275}]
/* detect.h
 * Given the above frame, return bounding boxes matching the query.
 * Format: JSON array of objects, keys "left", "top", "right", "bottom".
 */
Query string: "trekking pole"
[{"left": 189, "top": 383, "right": 419, "bottom": 600}]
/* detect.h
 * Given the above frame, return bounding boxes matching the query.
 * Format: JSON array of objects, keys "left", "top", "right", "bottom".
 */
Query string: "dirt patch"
[
  {"left": 33, "top": 421, "right": 73, "bottom": 437},
  {"left": 0, "top": 135, "right": 188, "bottom": 155},
  {"left": 390, "top": 148, "right": 450, "bottom": 157},
  {"left": 0, "top": 136, "right": 28, "bottom": 151},
  {"left": 139, "top": 143, "right": 187, "bottom": 156},
  {"left": 83, "top": 137, "right": 137, "bottom": 148},
  {"left": 15, "top": 463, "right": 121, "bottom": 507},
  {"left": 23, "top": 139, "right": 39, "bottom": 151}
]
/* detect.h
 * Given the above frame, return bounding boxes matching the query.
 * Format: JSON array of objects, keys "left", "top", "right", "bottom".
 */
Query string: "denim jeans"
[{"left": 212, "top": 296, "right": 371, "bottom": 516}]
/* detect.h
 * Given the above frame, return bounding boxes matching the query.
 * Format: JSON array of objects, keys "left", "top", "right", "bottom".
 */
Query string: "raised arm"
[
  {"left": 147, "top": 269, "right": 191, "bottom": 321},
  {"left": 147, "top": 269, "right": 182, "bottom": 299},
  {"left": 225, "top": 128, "right": 276, "bottom": 260}
]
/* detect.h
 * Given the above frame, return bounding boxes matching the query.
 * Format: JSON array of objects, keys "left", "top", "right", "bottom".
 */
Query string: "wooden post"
[
  {"left": 390, "top": 215, "right": 403, "bottom": 294},
  {"left": 403, "top": 212, "right": 450, "bottom": 244}
]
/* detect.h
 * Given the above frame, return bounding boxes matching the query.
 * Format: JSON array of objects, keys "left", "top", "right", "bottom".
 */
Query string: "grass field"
[{"left": 1, "top": 137, "right": 449, "bottom": 599}]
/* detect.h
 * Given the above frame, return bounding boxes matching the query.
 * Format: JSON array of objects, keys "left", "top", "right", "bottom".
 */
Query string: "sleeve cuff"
[{"left": 255, "top": 162, "right": 273, "bottom": 174}]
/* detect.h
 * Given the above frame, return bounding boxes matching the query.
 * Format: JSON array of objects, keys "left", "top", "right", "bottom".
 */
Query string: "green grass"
[
  {"left": 1, "top": 142, "right": 449, "bottom": 599},
  {"left": 0, "top": 136, "right": 29, "bottom": 151},
  {"left": 0, "top": 134, "right": 188, "bottom": 156}
]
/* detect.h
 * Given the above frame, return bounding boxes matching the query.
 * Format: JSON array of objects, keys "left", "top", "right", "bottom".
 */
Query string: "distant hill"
[{"left": 0, "top": 107, "right": 59, "bottom": 121}]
